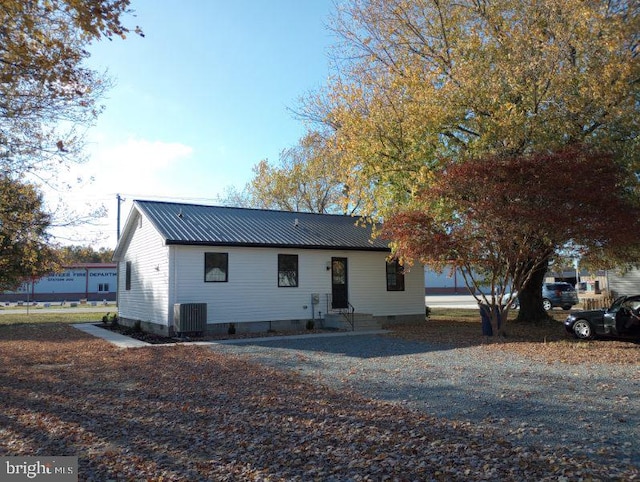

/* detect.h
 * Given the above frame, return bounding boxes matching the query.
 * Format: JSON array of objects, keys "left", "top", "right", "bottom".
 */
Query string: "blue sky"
[{"left": 55, "top": 0, "right": 337, "bottom": 248}]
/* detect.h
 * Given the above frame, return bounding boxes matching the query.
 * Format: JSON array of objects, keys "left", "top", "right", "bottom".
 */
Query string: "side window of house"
[
  {"left": 125, "top": 261, "right": 132, "bottom": 291},
  {"left": 386, "top": 259, "right": 405, "bottom": 291},
  {"left": 278, "top": 254, "right": 298, "bottom": 287},
  {"left": 205, "top": 253, "right": 228, "bottom": 282},
  {"left": 98, "top": 283, "right": 109, "bottom": 292}
]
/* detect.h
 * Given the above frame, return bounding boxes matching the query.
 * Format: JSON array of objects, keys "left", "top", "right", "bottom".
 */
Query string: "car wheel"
[
  {"left": 562, "top": 305, "right": 571, "bottom": 311},
  {"left": 542, "top": 299, "right": 552, "bottom": 311},
  {"left": 573, "top": 320, "right": 593, "bottom": 340}
]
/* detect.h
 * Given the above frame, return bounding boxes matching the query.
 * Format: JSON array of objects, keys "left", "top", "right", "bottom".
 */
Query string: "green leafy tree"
[
  {"left": 305, "top": 0, "right": 639, "bottom": 321},
  {"left": 0, "top": 175, "right": 59, "bottom": 291}
]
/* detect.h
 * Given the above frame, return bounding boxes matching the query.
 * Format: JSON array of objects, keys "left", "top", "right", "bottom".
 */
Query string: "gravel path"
[{"left": 211, "top": 334, "right": 640, "bottom": 469}]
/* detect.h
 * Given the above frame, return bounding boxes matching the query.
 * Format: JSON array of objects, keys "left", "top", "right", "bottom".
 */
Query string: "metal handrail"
[
  {"left": 325, "top": 294, "right": 355, "bottom": 331},
  {"left": 343, "top": 301, "right": 355, "bottom": 331}
]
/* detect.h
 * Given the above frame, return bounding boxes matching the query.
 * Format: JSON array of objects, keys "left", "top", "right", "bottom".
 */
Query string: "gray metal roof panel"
[{"left": 134, "top": 200, "right": 389, "bottom": 251}]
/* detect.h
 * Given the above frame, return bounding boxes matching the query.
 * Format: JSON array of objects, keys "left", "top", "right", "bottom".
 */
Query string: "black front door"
[{"left": 331, "top": 257, "right": 348, "bottom": 309}]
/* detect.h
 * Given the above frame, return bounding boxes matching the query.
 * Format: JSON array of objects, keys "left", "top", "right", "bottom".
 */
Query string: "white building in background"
[
  {"left": 1, "top": 264, "right": 117, "bottom": 303},
  {"left": 424, "top": 266, "right": 467, "bottom": 294},
  {"left": 424, "top": 265, "right": 610, "bottom": 295}
]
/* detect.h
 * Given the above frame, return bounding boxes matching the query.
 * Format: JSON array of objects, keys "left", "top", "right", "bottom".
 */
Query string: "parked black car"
[
  {"left": 565, "top": 295, "right": 640, "bottom": 340},
  {"left": 542, "top": 282, "right": 579, "bottom": 311}
]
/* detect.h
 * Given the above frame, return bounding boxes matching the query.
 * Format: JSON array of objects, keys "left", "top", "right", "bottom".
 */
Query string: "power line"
[{"left": 109, "top": 192, "right": 223, "bottom": 205}]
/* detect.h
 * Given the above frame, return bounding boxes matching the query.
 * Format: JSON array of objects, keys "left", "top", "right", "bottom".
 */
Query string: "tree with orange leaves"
[
  {"left": 301, "top": 0, "right": 639, "bottom": 322},
  {"left": 383, "top": 147, "right": 640, "bottom": 336},
  {"left": 0, "top": 0, "right": 142, "bottom": 177},
  {"left": 0, "top": 1, "right": 141, "bottom": 280}
]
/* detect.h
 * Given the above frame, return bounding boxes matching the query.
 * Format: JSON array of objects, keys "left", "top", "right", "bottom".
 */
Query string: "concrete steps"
[{"left": 323, "top": 312, "right": 382, "bottom": 331}]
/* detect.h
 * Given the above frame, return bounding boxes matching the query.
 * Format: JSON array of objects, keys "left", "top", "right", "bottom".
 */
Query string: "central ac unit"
[{"left": 173, "top": 303, "right": 207, "bottom": 335}]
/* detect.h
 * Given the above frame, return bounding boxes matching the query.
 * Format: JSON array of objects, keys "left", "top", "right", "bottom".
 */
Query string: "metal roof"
[{"left": 134, "top": 200, "right": 390, "bottom": 251}]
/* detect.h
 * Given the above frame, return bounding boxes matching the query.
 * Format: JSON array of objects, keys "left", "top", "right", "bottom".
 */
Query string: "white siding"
[
  {"left": 345, "top": 251, "right": 425, "bottom": 317},
  {"left": 170, "top": 246, "right": 425, "bottom": 325},
  {"left": 117, "top": 212, "right": 170, "bottom": 325},
  {"left": 608, "top": 269, "right": 640, "bottom": 297}
]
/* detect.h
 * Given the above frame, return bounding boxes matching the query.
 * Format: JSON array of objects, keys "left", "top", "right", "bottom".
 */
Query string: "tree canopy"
[
  {"left": 0, "top": 175, "right": 59, "bottom": 291},
  {"left": 57, "top": 245, "right": 114, "bottom": 264},
  {"left": 0, "top": 0, "right": 141, "bottom": 178},
  {"left": 219, "top": 130, "right": 362, "bottom": 214},
  {"left": 316, "top": 0, "right": 638, "bottom": 207},
  {"left": 298, "top": 0, "right": 639, "bottom": 320},
  {"left": 0, "top": 1, "right": 139, "bottom": 281},
  {"left": 383, "top": 147, "right": 640, "bottom": 334}
]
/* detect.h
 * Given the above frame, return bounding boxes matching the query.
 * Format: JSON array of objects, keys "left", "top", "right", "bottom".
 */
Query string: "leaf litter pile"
[
  {"left": 391, "top": 316, "right": 640, "bottom": 365},
  {"left": 0, "top": 323, "right": 638, "bottom": 481}
]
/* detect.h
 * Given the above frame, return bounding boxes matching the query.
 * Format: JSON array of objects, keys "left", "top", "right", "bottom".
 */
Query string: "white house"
[
  {"left": 113, "top": 200, "right": 425, "bottom": 335},
  {"left": 607, "top": 268, "right": 640, "bottom": 297}
]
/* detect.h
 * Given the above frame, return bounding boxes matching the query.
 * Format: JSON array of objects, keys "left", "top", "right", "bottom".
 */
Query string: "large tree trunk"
[{"left": 516, "top": 259, "right": 553, "bottom": 322}]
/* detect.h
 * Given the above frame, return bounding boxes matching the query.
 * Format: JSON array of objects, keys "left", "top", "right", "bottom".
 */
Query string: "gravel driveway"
[{"left": 212, "top": 333, "right": 640, "bottom": 469}]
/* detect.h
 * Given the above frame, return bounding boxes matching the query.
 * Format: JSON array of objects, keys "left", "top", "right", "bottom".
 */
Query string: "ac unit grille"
[{"left": 173, "top": 303, "right": 207, "bottom": 335}]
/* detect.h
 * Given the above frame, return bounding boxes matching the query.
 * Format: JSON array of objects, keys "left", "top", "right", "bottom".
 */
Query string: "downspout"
[
  {"left": 171, "top": 246, "right": 178, "bottom": 326},
  {"left": 85, "top": 266, "right": 89, "bottom": 300},
  {"left": 115, "top": 262, "right": 120, "bottom": 307}
]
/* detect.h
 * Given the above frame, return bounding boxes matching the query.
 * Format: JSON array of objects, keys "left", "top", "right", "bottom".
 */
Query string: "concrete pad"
[
  {"left": 72, "top": 323, "right": 151, "bottom": 348},
  {"left": 204, "top": 329, "right": 391, "bottom": 345}
]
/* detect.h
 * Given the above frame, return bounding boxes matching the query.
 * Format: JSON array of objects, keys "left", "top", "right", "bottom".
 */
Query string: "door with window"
[{"left": 331, "top": 257, "right": 348, "bottom": 309}]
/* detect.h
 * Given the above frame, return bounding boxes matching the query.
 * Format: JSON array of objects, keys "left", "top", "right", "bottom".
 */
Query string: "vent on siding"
[{"left": 173, "top": 303, "right": 207, "bottom": 335}]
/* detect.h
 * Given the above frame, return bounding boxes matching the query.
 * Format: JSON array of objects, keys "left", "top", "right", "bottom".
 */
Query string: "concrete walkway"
[
  {"left": 72, "top": 323, "right": 390, "bottom": 349},
  {"left": 72, "top": 323, "right": 150, "bottom": 348}
]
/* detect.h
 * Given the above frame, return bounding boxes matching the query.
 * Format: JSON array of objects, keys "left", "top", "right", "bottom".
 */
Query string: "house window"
[
  {"left": 98, "top": 283, "right": 110, "bottom": 292},
  {"left": 205, "top": 253, "right": 228, "bottom": 282},
  {"left": 278, "top": 254, "right": 298, "bottom": 287},
  {"left": 386, "top": 259, "right": 405, "bottom": 291},
  {"left": 125, "top": 261, "right": 132, "bottom": 291}
]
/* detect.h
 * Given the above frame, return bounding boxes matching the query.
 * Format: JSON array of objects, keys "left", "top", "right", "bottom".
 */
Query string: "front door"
[{"left": 331, "top": 257, "right": 348, "bottom": 309}]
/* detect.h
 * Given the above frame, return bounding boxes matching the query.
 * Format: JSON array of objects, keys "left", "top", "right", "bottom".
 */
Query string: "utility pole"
[{"left": 115, "top": 193, "right": 125, "bottom": 309}]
